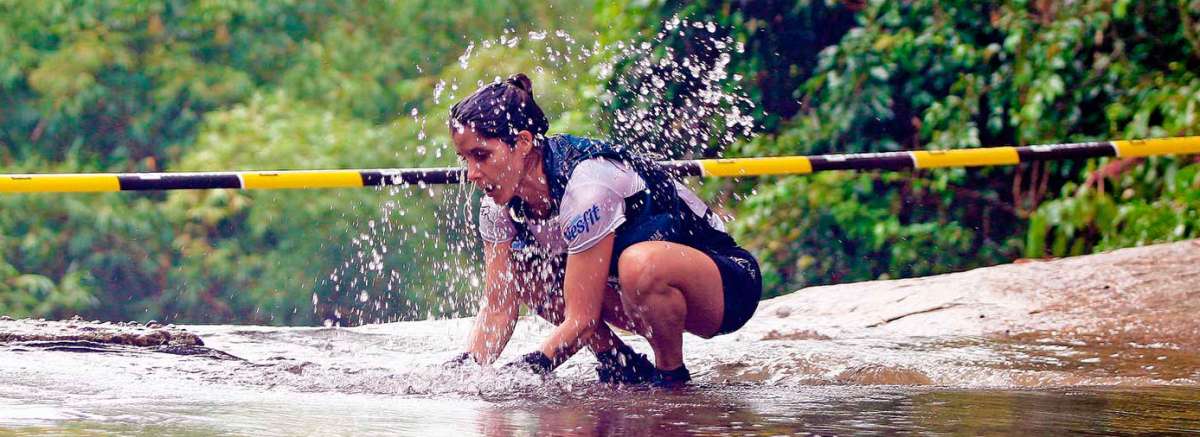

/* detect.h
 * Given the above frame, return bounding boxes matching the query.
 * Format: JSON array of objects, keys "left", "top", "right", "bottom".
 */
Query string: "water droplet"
[
  {"left": 433, "top": 80, "right": 446, "bottom": 103},
  {"left": 458, "top": 42, "right": 475, "bottom": 70}
]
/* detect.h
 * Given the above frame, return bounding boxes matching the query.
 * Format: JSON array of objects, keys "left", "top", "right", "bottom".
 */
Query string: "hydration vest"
[{"left": 507, "top": 134, "right": 735, "bottom": 273}]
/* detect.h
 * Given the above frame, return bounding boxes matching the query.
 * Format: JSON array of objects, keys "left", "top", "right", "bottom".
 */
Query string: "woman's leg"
[{"left": 616, "top": 241, "right": 724, "bottom": 371}]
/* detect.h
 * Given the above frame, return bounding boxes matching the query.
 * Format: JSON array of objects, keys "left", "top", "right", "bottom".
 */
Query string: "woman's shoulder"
[
  {"left": 564, "top": 157, "right": 644, "bottom": 199},
  {"left": 479, "top": 195, "right": 510, "bottom": 222}
]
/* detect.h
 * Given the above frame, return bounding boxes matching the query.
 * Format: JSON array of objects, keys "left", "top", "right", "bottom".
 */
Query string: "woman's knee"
[{"left": 617, "top": 243, "right": 668, "bottom": 301}]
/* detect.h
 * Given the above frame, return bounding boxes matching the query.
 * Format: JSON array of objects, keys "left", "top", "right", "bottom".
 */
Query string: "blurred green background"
[{"left": 1, "top": 0, "right": 1197, "bottom": 325}]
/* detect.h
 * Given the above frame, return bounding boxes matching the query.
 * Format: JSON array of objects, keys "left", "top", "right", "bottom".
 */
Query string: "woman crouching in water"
[{"left": 449, "top": 73, "right": 761, "bottom": 387}]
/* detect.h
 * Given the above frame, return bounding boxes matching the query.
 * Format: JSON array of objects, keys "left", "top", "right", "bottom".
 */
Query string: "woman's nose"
[{"left": 465, "top": 163, "right": 482, "bottom": 183}]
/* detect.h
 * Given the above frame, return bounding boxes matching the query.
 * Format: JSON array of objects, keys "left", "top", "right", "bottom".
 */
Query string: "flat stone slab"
[
  {"left": 0, "top": 316, "right": 240, "bottom": 360},
  {"left": 747, "top": 239, "right": 1200, "bottom": 348},
  {"left": 0, "top": 316, "right": 202, "bottom": 347}
]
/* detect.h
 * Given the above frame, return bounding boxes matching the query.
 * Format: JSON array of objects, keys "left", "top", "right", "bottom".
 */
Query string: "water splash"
[
  {"left": 320, "top": 20, "right": 756, "bottom": 328},
  {"left": 599, "top": 17, "right": 756, "bottom": 160}
]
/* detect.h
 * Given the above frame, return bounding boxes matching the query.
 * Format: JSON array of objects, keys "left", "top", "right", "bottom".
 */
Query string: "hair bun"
[{"left": 505, "top": 73, "right": 533, "bottom": 93}]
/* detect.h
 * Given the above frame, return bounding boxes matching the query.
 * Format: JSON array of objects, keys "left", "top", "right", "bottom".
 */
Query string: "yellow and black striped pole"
[{"left": 2, "top": 136, "right": 1199, "bottom": 193}]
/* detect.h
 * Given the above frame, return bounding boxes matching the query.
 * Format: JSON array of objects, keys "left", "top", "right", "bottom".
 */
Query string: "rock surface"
[
  {"left": 1, "top": 240, "right": 1197, "bottom": 387},
  {"left": 0, "top": 317, "right": 203, "bottom": 347},
  {"left": 0, "top": 316, "right": 244, "bottom": 359},
  {"left": 743, "top": 239, "right": 1200, "bottom": 347}
]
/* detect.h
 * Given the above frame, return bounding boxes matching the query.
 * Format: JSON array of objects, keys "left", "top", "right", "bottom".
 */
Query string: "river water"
[
  {"left": 2, "top": 242, "right": 1199, "bottom": 435},
  {"left": 2, "top": 318, "right": 1199, "bottom": 435}
]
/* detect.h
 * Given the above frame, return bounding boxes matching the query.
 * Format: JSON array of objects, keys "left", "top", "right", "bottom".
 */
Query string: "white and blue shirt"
[{"left": 479, "top": 158, "right": 726, "bottom": 255}]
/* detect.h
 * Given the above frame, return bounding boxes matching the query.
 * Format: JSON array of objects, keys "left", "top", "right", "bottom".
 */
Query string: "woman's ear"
[{"left": 515, "top": 130, "right": 535, "bottom": 155}]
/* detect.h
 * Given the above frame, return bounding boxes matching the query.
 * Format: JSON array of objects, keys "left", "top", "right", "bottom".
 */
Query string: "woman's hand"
[
  {"left": 464, "top": 241, "right": 521, "bottom": 364},
  {"left": 499, "top": 351, "right": 560, "bottom": 375}
]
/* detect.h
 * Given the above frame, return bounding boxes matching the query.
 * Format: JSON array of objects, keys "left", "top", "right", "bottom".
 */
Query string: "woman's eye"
[{"left": 473, "top": 151, "right": 489, "bottom": 160}]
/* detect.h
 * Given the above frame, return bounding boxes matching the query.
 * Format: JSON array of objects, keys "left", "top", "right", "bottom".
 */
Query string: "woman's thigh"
[{"left": 617, "top": 241, "right": 725, "bottom": 338}]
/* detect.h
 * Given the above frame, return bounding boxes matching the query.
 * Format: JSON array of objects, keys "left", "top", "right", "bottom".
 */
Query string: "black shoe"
[
  {"left": 651, "top": 365, "right": 691, "bottom": 388},
  {"left": 595, "top": 344, "right": 656, "bottom": 385}
]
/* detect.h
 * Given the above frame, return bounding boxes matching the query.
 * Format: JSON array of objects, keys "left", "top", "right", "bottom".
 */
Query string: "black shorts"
[{"left": 704, "top": 245, "right": 762, "bottom": 335}]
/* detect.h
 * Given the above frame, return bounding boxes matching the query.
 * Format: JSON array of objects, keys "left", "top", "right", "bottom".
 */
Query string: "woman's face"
[{"left": 452, "top": 127, "right": 530, "bottom": 204}]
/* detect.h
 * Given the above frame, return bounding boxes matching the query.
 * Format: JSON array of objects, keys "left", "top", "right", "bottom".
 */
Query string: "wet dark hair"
[{"left": 449, "top": 73, "right": 549, "bottom": 146}]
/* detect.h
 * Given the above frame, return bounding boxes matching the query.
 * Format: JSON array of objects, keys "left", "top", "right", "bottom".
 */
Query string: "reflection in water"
[
  {"left": 910, "top": 387, "right": 1200, "bottom": 435},
  {"left": 3, "top": 385, "right": 1196, "bottom": 436},
  {"left": 394, "top": 386, "right": 1200, "bottom": 435},
  {"left": 2, "top": 325, "right": 1200, "bottom": 435},
  {"left": 469, "top": 386, "right": 1200, "bottom": 436}
]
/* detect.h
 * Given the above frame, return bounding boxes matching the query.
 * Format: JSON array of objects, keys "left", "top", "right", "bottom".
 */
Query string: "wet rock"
[
  {"left": 0, "top": 317, "right": 204, "bottom": 348},
  {"left": 835, "top": 364, "right": 932, "bottom": 386},
  {"left": 284, "top": 362, "right": 314, "bottom": 375},
  {"left": 744, "top": 239, "right": 1200, "bottom": 348},
  {"left": 0, "top": 316, "right": 10, "bottom": 321},
  {"left": 710, "top": 361, "right": 771, "bottom": 383},
  {"left": 761, "top": 329, "right": 830, "bottom": 341},
  {"left": 16, "top": 340, "right": 118, "bottom": 353},
  {"left": 155, "top": 344, "right": 241, "bottom": 361}
]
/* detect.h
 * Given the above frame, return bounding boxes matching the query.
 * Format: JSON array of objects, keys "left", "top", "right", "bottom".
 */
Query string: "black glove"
[
  {"left": 442, "top": 352, "right": 475, "bottom": 369},
  {"left": 501, "top": 351, "right": 557, "bottom": 375},
  {"left": 595, "top": 344, "right": 656, "bottom": 384}
]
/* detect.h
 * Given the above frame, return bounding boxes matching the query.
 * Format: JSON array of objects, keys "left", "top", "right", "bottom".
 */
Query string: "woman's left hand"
[
  {"left": 501, "top": 351, "right": 558, "bottom": 375},
  {"left": 537, "top": 234, "right": 616, "bottom": 364}
]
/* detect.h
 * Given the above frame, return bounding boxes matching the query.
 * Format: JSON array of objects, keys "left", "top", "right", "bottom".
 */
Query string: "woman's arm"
[
  {"left": 538, "top": 233, "right": 615, "bottom": 361},
  {"left": 464, "top": 240, "right": 520, "bottom": 365}
]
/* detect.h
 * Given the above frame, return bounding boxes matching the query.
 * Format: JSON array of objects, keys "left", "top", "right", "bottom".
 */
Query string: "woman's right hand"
[
  {"left": 462, "top": 241, "right": 521, "bottom": 365},
  {"left": 442, "top": 352, "right": 476, "bottom": 370}
]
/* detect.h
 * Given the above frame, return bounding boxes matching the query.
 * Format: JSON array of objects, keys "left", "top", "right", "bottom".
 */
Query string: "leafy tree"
[
  {"left": 1, "top": 0, "right": 600, "bottom": 324},
  {"left": 598, "top": 0, "right": 1200, "bottom": 297},
  {"left": 3, "top": 0, "right": 1197, "bottom": 323}
]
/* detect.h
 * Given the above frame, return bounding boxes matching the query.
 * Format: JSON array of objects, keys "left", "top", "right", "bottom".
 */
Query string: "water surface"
[
  {"left": 2, "top": 318, "right": 1199, "bottom": 436},
  {"left": 3, "top": 242, "right": 1199, "bottom": 435}
]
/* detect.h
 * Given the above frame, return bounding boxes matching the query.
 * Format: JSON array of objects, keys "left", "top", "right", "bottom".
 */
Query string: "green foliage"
[
  {"left": 602, "top": 0, "right": 1200, "bottom": 296},
  {"left": 595, "top": 0, "right": 858, "bottom": 158},
  {"left": 1028, "top": 157, "right": 1200, "bottom": 257},
  {"left": 3, "top": 0, "right": 1198, "bottom": 323},
  {"left": 0, "top": 0, "right": 596, "bottom": 324},
  {"left": 157, "top": 91, "right": 469, "bottom": 324}
]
